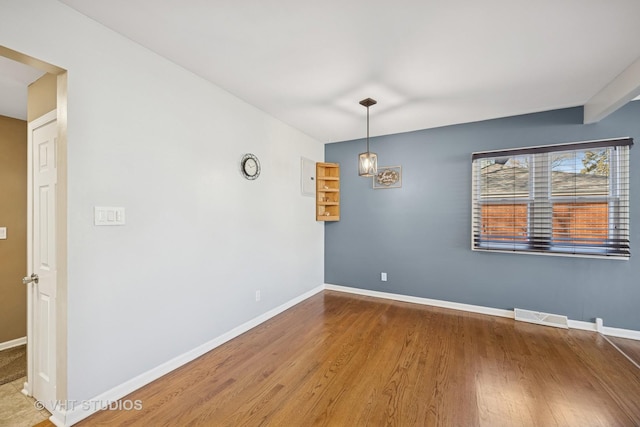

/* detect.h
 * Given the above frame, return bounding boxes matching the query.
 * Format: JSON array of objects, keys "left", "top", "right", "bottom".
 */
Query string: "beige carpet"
[{"left": 0, "top": 345, "right": 26, "bottom": 385}]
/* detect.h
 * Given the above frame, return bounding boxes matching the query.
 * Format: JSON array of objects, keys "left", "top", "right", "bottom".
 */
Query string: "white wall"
[{"left": 0, "top": 0, "right": 324, "bottom": 401}]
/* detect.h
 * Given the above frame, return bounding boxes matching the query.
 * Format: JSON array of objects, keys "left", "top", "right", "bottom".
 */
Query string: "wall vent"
[{"left": 514, "top": 308, "right": 569, "bottom": 329}]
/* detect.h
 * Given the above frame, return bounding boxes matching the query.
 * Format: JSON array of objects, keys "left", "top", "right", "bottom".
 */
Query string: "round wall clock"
[{"left": 240, "top": 153, "right": 261, "bottom": 180}]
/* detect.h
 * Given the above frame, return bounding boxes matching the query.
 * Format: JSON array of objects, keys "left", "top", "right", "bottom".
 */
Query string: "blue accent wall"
[{"left": 325, "top": 103, "right": 640, "bottom": 330}]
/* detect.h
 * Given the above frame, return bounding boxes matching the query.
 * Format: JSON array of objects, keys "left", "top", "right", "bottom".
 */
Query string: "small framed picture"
[{"left": 373, "top": 166, "right": 402, "bottom": 189}]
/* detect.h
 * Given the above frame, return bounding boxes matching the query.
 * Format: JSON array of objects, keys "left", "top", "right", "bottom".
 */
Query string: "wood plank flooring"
[
  {"left": 607, "top": 336, "right": 640, "bottom": 367},
  {"left": 72, "top": 291, "right": 640, "bottom": 426}
]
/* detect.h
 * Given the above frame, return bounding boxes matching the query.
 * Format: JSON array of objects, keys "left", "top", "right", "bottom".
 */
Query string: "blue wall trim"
[{"left": 325, "top": 104, "right": 640, "bottom": 330}]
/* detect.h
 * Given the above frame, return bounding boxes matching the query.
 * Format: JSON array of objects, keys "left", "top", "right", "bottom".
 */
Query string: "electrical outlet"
[
  {"left": 381, "top": 272, "right": 387, "bottom": 282},
  {"left": 255, "top": 290, "right": 261, "bottom": 301}
]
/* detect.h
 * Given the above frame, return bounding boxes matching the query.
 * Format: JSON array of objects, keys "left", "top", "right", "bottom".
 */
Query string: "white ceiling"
[
  {"left": 5, "top": 1, "right": 640, "bottom": 140},
  {"left": 0, "top": 56, "right": 45, "bottom": 120}
]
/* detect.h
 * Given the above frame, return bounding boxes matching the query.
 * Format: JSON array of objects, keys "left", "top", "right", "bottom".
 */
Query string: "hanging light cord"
[{"left": 366, "top": 105, "right": 370, "bottom": 153}]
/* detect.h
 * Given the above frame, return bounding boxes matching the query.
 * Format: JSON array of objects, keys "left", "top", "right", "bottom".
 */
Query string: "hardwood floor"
[
  {"left": 74, "top": 291, "right": 640, "bottom": 426},
  {"left": 607, "top": 336, "right": 640, "bottom": 368}
]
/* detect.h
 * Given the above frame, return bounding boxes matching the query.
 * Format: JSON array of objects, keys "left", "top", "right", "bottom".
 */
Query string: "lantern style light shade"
[
  {"left": 358, "top": 97, "right": 378, "bottom": 177},
  {"left": 358, "top": 151, "right": 378, "bottom": 177}
]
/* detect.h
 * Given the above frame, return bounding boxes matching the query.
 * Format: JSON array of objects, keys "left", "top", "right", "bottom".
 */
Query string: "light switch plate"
[
  {"left": 0, "top": 227, "right": 6, "bottom": 239},
  {"left": 94, "top": 207, "right": 125, "bottom": 226}
]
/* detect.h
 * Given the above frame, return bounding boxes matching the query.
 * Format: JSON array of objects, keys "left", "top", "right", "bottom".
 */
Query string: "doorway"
[
  {"left": 0, "top": 110, "right": 46, "bottom": 427},
  {"left": 0, "top": 45, "right": 67, "bottom": 425}
]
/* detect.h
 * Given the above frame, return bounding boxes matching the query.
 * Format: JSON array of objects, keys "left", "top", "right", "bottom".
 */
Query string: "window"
[{"left": 471, "top": 138, "right": 632, "bottom": 258}]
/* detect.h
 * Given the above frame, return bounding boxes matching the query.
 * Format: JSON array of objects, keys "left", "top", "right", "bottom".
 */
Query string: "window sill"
[{"left": 471, "top": 246, "right": 629, "bottom": 260}]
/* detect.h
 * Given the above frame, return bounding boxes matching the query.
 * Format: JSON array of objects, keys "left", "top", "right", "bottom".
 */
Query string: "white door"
[{"left": 25, "top": 110, "right": 57, "bottom": 410}]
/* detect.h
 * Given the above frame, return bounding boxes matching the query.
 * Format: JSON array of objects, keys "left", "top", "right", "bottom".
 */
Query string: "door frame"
[{"left": 0, "top": 45, "right": 68, "bottom": 418}]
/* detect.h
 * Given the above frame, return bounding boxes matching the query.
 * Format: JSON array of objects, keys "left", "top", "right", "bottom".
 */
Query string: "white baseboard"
[
  {"left": 0, "top": 336, "right": 26, "bottom": 351},
  {"left": 63, "top": 284, "right": 324, "bottom": 426},
  {"left": 324, "top": 284, "right": 514, "bottom": 319},
  {"left": 601, "top": 325, "right": 640, "bottom": 340},
  {"left": 324, "top": 284, "right": 640, "bottom": 341},
  {"left": 567, "top": 319, "right": 598, "bottom": 332},
  {"left": 49, "top": 409, "right": 66, "bottom": 427}
]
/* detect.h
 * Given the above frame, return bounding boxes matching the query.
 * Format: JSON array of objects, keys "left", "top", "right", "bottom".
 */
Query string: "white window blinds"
[{"left": 471, "top": 138, "right": 632, "bottom": 258}]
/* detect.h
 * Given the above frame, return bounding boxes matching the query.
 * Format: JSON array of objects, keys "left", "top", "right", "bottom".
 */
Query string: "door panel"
[{"left": 29, "top": 112, "right": 57, "bottom": 409}]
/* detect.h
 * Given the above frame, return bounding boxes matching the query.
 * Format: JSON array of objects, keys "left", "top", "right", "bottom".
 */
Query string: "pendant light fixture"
[{"left": 358, "top": 97, "right": 378, "bottom": 177}]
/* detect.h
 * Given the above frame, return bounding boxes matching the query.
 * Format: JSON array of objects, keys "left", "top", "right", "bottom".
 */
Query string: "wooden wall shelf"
[{"left": 316, "top": 162, "right": 340, "bottom": 221}]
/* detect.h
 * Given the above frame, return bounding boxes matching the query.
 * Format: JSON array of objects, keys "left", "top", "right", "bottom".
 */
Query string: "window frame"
[{"left": 471, "top": 138, "right": 632, "bottom": 259}]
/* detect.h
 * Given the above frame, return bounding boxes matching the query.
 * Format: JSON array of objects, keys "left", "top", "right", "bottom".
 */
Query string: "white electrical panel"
[
  {"left": 301, "top": 157, "right": 316, "bottom": 197},
  {"left": 94, "top": 207, "right": 126, "bottom": 226},
  {"left": 0, "top": 227, "right": 6, "bottom": 239}
]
